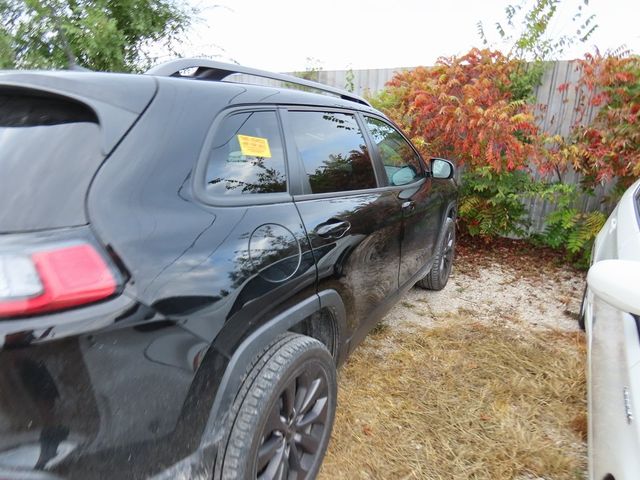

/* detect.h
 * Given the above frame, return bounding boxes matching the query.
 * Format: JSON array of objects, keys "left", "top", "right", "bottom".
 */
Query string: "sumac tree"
[
  {"left": 567, "top": 52, "right": 640, "bottom": 189},
  {"left": 376, "top": 48, "right": 543, "bottom": 172}
]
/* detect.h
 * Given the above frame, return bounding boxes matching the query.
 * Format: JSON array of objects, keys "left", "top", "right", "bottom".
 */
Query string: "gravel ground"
[
  {"left": 385, "top": 252, "right": 584, "bottom": 333},
  {"left": 319, "top": 239, "right": 588, "bottom": 479}
]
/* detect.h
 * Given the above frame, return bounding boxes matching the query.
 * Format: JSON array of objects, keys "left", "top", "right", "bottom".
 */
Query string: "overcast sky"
[{"left": 173, "top": 0, "right": 640, "bottom": 72}]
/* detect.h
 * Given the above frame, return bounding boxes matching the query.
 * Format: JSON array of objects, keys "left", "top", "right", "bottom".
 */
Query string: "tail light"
[{"left": 0, "top": 242, "right": 119, "bottom": 318}]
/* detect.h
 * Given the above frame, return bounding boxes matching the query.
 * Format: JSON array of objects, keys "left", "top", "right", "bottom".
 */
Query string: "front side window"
[
  {"left": 365, "top": 116, "right": 423, "bottom": 186},
  {"left": 206, "top": 111, "right": 286, "bottom": 195},
  {"left": 289, "top": 111, "right": 377, "bottom": 194}
]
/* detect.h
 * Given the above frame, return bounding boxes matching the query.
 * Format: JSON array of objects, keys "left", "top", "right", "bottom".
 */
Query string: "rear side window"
[
  {"left": 289, "top": 111, "right": 377, "bottom": 194},
  {"left": 365, "top": 116, "right": 423, "bottom": 186},
  {"left": 0, "top": 92, "right": 103, "bottom": 233},
  {"left": 206, "top": 111, "right": 287, "bottom": 195}
]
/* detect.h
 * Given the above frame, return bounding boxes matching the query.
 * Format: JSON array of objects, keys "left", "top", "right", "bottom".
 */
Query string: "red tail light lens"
[{"left": 0, "top": 243, "right": 117, "bottom": 318}]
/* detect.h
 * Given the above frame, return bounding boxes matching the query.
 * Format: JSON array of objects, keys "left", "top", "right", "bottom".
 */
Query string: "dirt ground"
[{"left": 318, "top": 238, "right": 587, "bottom": 480}]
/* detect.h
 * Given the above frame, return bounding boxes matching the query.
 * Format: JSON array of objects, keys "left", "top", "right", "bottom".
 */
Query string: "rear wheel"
[
  {"left": 416, "top": 217, "right": 455, "bottom": 291},
  {"left": 218, "top": 333, "right": 337, "bottom": 480}
]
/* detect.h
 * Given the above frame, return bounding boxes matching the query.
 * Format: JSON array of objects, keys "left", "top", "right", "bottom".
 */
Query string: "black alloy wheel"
[
  {"left": 257, "top": 364, "right": 330, "bottom": 479},
  {"left": 438, "top": 223, "right": 455, "bottom": 285},
  {"left": 219, "top": 334, "right": 337, "bottom": 480},
  {"left": 417, "top": 217, "right": 456, "bottom": 291}
]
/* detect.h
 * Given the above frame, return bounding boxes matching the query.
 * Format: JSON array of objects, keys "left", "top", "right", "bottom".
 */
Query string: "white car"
[{"left": 585, "top": 178, "right": 640, "bottom": 480}]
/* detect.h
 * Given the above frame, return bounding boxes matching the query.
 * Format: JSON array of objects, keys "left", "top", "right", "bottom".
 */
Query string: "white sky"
[{"left": 171, "top": 0, "right": 640, "bottom": 71}]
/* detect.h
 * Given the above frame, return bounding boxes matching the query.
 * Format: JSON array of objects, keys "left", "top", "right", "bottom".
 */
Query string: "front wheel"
[
  {"left": 218, "top": 333, "right": 337, "bottom": 480},
  {"left": 578, "top": 285, "right": 587, "bottom": 331},
  {"left": 416, "top": 217, "right": 456, "bottom": 291}
]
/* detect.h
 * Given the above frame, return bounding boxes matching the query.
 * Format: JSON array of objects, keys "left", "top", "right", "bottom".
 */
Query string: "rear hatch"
[
  {"left": 0, "top": 71, "right": 157, "bottom": 233},
  {"left": 0, "top": 71, "right": 156, "bottom": 319}
]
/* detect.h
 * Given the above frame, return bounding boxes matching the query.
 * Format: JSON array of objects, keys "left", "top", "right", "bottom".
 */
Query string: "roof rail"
[{"left": 145, "top": 58, "right": 371, "bottom": 107}]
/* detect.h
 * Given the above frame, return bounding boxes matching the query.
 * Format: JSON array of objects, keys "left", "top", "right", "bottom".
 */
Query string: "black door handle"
[{"left": 315, "top": 219, "right": 351, "bottom": 239}]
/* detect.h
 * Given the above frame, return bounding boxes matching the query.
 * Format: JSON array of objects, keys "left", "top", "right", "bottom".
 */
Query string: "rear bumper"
[
  {"left": 0, "top": 294, "right": 137, "bottom": 350},
  {"left": 0, "top": 294, "right": 212, "bottom": 478}
]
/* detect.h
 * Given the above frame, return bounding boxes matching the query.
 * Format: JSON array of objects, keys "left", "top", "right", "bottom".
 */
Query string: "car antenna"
[{"left": 49, "top": 7, "right": 90, "bottom": 72}]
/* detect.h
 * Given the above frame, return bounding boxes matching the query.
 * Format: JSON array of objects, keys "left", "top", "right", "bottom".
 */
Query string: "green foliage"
[
  {"left": 369, "top": 87, "right": 399, "bottom": 112},
  {"left": 478, "top": 0, "right": 597, "bottom": 61},
  {"left": 344, "top": 67, "right": 355, "bottom": 93},
  {"left": 0, "top": 27, "right": 14, "bottom": 69},
  {"left": 477, "top": 0, "right": 598, "bottom": 109},
  {"left": 0, "top": 0, "right": 193, "bottom": 72},
  {"left": 459, "top": 167, "right": 603, "bottom": 268},
  {"left": 535, "top": 184, "right": 606, "bottom": 268},
  {"left": 539, "top": 208, "right": 605, "bottom": 267},
  {"left": 507, "top": 60, "right": 546, "bottom": 102},
  {"left": 459, "top": 167, "right": 538, "bottom": 238}
]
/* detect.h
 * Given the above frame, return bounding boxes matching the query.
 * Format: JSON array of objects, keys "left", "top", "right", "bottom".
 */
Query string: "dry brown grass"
[{"left": 319, "top": 318, "right": 586, "bottom": 480}]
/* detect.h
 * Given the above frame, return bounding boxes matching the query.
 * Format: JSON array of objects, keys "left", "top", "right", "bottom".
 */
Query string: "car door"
[
  {"left": 363, "top": 115, "right": 443, "bottom": 287},
  {"left": 282, "top": 108, "right": 403, "bottom": 348}
]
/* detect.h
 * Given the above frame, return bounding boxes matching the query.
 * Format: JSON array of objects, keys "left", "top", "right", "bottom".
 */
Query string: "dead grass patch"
[{"left": 319, "top": 321, "right": 586, "bottom": 480}]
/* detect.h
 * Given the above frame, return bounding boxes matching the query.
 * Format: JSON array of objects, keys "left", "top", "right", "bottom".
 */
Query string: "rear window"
[
  {"left": 205, "top": 110, "right": 287, "bottom": 195},
  {"left": 0, "top": 92, "right": 103, "bottom": 233}
]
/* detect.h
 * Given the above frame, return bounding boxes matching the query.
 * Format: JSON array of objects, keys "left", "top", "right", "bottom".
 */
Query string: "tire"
[
  {"left": 578, "top": 285, "right": 587, "bottom": 331},
  {"left": 218, "top": 333, "right": 337, "bottom": 480},
  {"left": 416, "top": 217, "right": 456, "bottom": 291}
]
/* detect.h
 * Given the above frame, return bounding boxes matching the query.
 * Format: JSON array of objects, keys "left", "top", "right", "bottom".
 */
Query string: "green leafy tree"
[
  {"left": 478, "top": 0, "right": 598, "bottom": 103},
  {"left": 344, "top": 66, "right": 355, "bottom": 93},
  {"left": 477, "top": 0, "right": 597, "bottom": 61},
  {"left": 0, "top": 0, "right": 193, "bottom": 72}
]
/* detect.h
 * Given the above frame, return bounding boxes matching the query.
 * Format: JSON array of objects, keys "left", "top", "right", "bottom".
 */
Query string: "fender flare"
[
  {"left": 435, "top": 200, "right": 457, "bottom": 247},
  {"left": 443, "top": 200, "right": 457, "bottom": 222},
  {"left": 199, "top": 289, "right": 347, "bottom": 450}
]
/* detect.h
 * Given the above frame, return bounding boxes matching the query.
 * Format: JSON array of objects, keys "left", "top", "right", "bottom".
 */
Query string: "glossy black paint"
[
  {"left": 293, "top": 191, "right": 403, "bottom": 337},
  {"left": 0, "top": 71, "right": 457, "bottom": 479}
]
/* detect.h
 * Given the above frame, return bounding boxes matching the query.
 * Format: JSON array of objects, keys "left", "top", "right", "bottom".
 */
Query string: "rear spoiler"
[{"left": 0, "top": 70, "right": 157, "bottom": 154}]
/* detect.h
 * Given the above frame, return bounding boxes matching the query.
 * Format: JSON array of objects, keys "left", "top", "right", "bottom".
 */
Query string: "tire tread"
[{"left": 218, "top": 333, "right": 335, "bottom": 480}]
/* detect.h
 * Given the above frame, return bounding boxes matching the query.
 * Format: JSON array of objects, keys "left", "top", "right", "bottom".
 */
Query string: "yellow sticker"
[{"left": 237, "top": 135, "right": 272, "bottom": 158}]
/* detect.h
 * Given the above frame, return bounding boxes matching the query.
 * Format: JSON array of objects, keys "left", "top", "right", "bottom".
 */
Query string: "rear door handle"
[{"left": 315, "top": 219, "right": 351, "bottom": 239}]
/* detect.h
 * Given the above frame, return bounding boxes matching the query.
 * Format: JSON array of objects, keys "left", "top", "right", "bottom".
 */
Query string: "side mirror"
[
  {"left": 431, "top": 158, "right": 455, "bottom": 179},
  {"left": 587, "top": 260, "right": 640, "bottom": 315}
]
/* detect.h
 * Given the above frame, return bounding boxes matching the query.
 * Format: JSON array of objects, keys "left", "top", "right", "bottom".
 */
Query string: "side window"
[
  {"left": 289, "top": 111, "right": 377, "bottom": 194},
  {"left": 206, "top": 111, "right": 286, "bottom": 195},
  {"left": 365, "top": 116, "right": 423, "bottom": 186}
]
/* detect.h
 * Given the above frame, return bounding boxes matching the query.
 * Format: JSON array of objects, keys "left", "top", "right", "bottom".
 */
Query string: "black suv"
[{"left": 0, "top": 60, "right": 457, "bottom": 480}]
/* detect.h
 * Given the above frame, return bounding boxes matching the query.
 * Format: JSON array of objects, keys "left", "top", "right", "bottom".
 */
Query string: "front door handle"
[
  {"left": 315, "top": 219, "right": 351, "bottom": 239},
  {"left": 402, "top": 200, "right": 415, "bottom": 212}
]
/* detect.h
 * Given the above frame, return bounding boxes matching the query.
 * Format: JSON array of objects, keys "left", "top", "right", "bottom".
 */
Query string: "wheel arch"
[
  {"left": 199, "top": 290, "right": 346, "bottom": 447},
  {"left": 444, "top": 200, "right": 457, "bottom": 220},
  {"left": 436, "top": 200, "right": 457, "bottom": 246}
]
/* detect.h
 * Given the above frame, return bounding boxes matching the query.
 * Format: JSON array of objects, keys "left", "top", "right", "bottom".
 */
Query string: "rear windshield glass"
[{"left": 0, "top": 92, "right": 103, "bottom": 233}]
